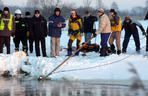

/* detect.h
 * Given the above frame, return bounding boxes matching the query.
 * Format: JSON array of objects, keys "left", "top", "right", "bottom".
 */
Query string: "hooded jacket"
[
  {"left": 48, "top": 14, "right": 66, "bottom": 37},
  {"left": 122, "top": 19, "right": 145, "bottom": 33}
]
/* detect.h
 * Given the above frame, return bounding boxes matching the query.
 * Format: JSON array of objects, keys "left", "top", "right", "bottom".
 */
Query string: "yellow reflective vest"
[{"left": 0, "top": 14, "right": 13, "bottom": 31}]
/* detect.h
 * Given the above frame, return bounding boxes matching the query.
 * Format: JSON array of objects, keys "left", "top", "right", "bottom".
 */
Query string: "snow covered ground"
[{"left": 0, "top": 20, "right": 148, "bottom": 81}]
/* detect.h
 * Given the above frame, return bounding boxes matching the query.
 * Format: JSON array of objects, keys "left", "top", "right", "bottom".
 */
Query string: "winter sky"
[{"left": 2, "top": 0, "right": 147, "bottom": 10}]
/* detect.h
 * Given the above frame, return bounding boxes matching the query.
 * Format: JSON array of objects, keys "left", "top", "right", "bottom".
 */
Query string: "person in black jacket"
[
  {"left": 122, "top": 16, "right": 146, "bottom": 53},
  {"left": 31, "top": 10, "right": 47, "bottom": 57},
  {"left": 24, "top": 11, "right": 34, "bottom": 53},
  {"left": 144, "top": 11, "right": 148, "bottom": 51},
  {"left": 14, "top": 9, "right": 28, "bottom": 53},
  {"left": 83, "top": 11, "right": 97, "bottom": 45}
]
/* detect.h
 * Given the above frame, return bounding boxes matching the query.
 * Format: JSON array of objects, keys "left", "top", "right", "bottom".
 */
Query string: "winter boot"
[
  {"left": 107, "top": 47, "right": 112, "bottom": 54},
  {"left": 122, "top": 49, "right": 126, "bottom": 53},
  {"left": 110, "top": 44, "right": 116, "bottom": 54},
  {"left": 15, "top": 48, "right": 19, "bottom": 52},
  {"left": 75, "top": 49, "right": 80, "bottom": 56},
  {"left": 146, "top": 47, "right": 148, "bottom": 52},
  {"left": 117, "top": 50, "right": 121, "bottom": 55},
  {"left": 100, "top": 47, "right": 108, "bottom": 57},
  {"left": 67, "top": 48, "right": 72, "bottom": 56},
  {"left": 136, "top": 47, "right": 140, "bottom": 53}
]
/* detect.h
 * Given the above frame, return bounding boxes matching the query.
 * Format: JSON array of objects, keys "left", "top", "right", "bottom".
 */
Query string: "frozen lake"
[{"left": 0, "top": 77, "right": 148, "bottom": 96}]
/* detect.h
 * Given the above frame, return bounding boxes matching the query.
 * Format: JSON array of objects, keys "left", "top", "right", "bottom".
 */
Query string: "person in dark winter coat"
[
  {"left": 48, "top": 7, "right": 66, "bottom": 57},
  {"left": 144, "top": 11, "right": 148, "bottom": 51},
  {"left": 122, "top": 16, "right": 146, "bottom": 53},
  {"left": 24, "top": 11, "right": 34, "bottom": 53},
  {"left": 31, "top": 10, "right": 47, "bottom": 57},
  {"left": 0, "top": 7, "right": 15, "bottom": 54},
  {"left": 67, "top": 9, "right": 83, "bottom": 56},
  {"left": 14, "top": 9, "right": 28, "bottom": 53},
  {"left": 83, "top": 11, "right": 97, "bottom": 45}
]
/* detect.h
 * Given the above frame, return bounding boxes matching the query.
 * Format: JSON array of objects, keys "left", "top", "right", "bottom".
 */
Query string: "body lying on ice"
[{"left": 0, "top": 7, "right": 147, "bottom": 58}]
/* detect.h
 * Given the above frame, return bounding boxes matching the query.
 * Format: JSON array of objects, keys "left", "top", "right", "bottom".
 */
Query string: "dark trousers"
[
  {"left": 27, "top": 37, "right": 34, "bottom": 53},
  {"left": 35, "top": 38, "right": 47, "bottom": 57},
  {"left": 14, "top": 37, "right": 27, "bottom": 51},
  {"left": 122, "top": 31, "right": 140, "bottom": 51},
  {"left": 146, "top": 27, "right": 148, "bottom": 50},
  {"left": 0, "top": 36, "right": 10, "bottom": 54},
  {"left": 100, "top": 33, "right": 110, "bottom": 47},
  {"left": 100, "top": 33, "right": 110, "bottom": 56}
]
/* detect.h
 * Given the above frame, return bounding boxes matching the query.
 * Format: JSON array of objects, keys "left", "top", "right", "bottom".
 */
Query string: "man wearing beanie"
[
  {"left": 0, "top": 7, "right": 15, "bottom": 54},
  {"left": 24, "top": 11, "right": 34, "bottom": 53},
  {"left": 48, "top": 7, "right": 66, "bottom": 57},
  {"left": 31, "top": 10, "right": 47, "bottom": 57},
  {"left": 93, "top": 8, "right": 111, "bottom": 57}
]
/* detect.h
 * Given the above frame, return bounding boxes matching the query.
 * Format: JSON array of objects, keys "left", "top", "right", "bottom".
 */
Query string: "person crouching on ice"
[
  {"left": 67, "top": 9, "right": 83, "bottom": 56},
  {"left": 122, "top": 16, "right": 146, "bottom": 53},
  {"left": 93, "top": 8, "right": 112, "bottom": 57}
]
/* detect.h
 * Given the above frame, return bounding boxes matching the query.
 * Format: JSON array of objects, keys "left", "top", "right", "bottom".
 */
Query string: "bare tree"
[
  {"left": 0, "top": 0, "right": 4, "bottom": 8},
  {"left": 26, "top": 0, "right": 41, "bottom": 8},
  {"left": 146, "top": 0, "right": 148, "bottom": 9},
  {"left": 111, "top": 1, "right": 119, "bottom": 10},
  {"left": 95, "top": 0, "right": 103, "bottom": 9},
  {"left": 83, "top": 0, "right": 92, "bottom": 9}
]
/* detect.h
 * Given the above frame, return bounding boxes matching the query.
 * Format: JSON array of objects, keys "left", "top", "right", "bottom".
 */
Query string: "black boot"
[
  {"left": 110, "top": 44, "right": 116, "bottom": 54},
  {"left": 67, "top": 48, "right": 72, "bottom": 56},
  {"left": 75, "top": 48, "right": 80, "bottom": 56},
  {"left": 117, "top": 50, "right": 121, "bottom": 55},
  {"left": 146, "top": 47, "right": 148, "bottom": 52},
  {"left": 136, "top": 47, "right": 140, "bottom": 53},
  {"left": 100, "top": 47, "right": 108, "bottom": 57}
]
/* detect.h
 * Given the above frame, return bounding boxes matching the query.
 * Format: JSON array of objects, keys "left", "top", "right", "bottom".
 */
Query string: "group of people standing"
[{"left": 0, "top": 7, "right": 147, "bottom": 57}]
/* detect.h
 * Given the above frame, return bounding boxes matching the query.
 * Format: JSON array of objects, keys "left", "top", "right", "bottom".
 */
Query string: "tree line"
[{"left": 0, "top": 0, "right": 147, "bottom": 19}]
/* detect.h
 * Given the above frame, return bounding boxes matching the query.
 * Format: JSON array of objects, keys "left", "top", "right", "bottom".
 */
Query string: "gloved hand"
[
  {"left": 92, "top": 32, "right": 97, "bottom": 38},
  {"left": 142, "top": 31, "right": 147, "bottom": 36}
]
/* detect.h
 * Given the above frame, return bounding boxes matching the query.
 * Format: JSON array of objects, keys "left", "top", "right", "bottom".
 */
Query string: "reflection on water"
[{"left": 0, "top": 77, "right": 148, "bottom": 96}]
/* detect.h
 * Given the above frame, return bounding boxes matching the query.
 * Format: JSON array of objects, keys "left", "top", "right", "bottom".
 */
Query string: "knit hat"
[
  {"left": 3, "top": 7, "right": 9, "bottom": 12},
  {"left": 54, "top": 7, "right": 61, "bottom": 12},
  {"left": 110, "top": 9, "right": 116, "bottom": 13},
  {"left": 125, "top": 16, "right": 131, "bottom": 20},
  {"left": 34, "top": 10, "right": 40, "bottom": 14},
  {"left": 98, "top": 8, "right": 104, "bottom": 13},
  {"left": 25, "top": 11, "right": 31, "bottom": 16}
]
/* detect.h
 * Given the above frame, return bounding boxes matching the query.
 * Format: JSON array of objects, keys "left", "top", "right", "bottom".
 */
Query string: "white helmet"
[{"left": 15, "top": 9, "right": 22, "bottom": 14}]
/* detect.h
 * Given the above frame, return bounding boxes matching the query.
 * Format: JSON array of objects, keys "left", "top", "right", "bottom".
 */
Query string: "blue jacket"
[{"left": 48, "top": 15, "right": 66, "bottom": 37}]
